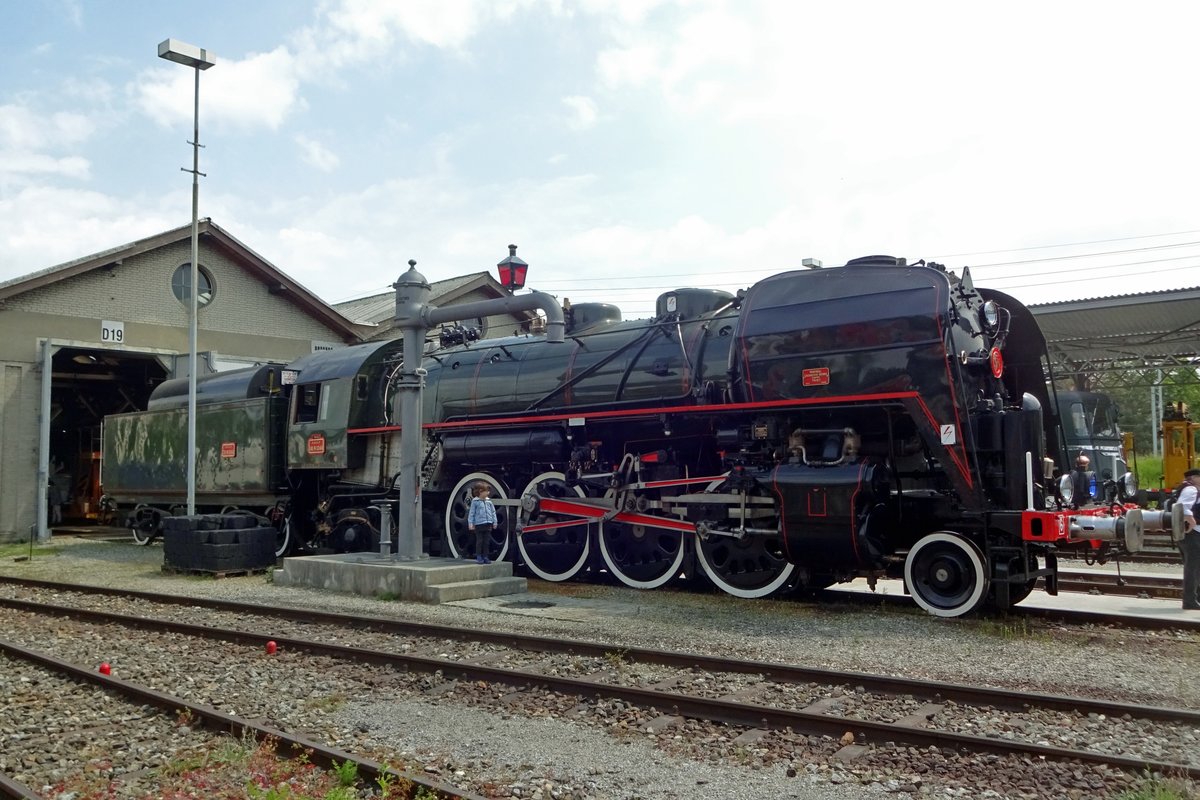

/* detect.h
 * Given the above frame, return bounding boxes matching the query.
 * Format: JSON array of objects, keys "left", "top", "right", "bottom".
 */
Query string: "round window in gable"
[{"left": 171, "top": 263, "right": 215, "bottom": 307}]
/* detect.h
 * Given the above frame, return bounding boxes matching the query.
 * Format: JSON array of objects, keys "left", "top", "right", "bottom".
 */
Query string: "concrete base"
[{"left": 271, "top": 553, "right": 527, "bottom": 603}]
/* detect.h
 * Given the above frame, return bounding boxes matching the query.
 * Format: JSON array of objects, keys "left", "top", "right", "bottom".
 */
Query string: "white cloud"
[
  {"left": 0, "top": 186, "right": 177, "bottom": 274},
  {"left": 290, "top": 0, "right": 540, "bottom": 76},
  {"left": 562, "top": 95, "right": 598, "bottom": 130},
  {"left": 0, "top": 105, "right": 95, "bottom": 149},
  {"left": 134, "top": 46, "right": 302, "bottom": 130},
  {"left": 295, "top": 135, "right": 341, "bottom": 172},
  {"left": 0, "top": 152, "right": 90, "bottom": 180}
]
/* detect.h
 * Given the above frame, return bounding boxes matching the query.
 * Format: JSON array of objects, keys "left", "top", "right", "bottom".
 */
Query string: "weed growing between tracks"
[
  {"left": 45, "top": 729, "right": 437, "bottom": 799},
  {"left": 975, "top": 616, "right": 1053, "bottom": 641},
  {"left": 1115, "top": 771, "right": 1196, "bottom": 799}
]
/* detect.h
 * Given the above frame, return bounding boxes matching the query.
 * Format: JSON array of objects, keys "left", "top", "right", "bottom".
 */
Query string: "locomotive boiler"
[{"left": 101, "top": 255, "right": 1151, "bottom": 617}]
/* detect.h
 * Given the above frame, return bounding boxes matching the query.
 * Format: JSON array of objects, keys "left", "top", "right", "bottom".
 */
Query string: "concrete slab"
[
  {"left": 828, "top": 576, "right": 1200, "bottom": 626},
  {"left": 447, "top": 592, "right": 647, "bottom": 622},
  {"left": 271, "top": 553, "right": 527, "bottom": 603}
]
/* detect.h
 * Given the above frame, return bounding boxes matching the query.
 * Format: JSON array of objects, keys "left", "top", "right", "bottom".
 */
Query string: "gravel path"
[{"left": 0, "top": 537, "right": 1196, "bottom": 799}]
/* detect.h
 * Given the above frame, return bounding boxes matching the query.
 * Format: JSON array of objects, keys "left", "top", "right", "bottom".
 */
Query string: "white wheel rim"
[
  {"left": 275, "top": 516, "right": 291, "bottom": 558},
  {"left": 692, "top": 474, "right": 793, "bottom": 598},
  {"left": 131, "top": 505, "right": 155, "bottom": 545},
  {"left": 517, "top": 471, "right": 590, "bottom": 582},
  {"left": 598, "top": 521, "right": 686, "bottom": 589},
  {"left": 904, "top": 531, "right": 988, "bottom": 617},
  {"left": 695, "top": 540, "right": 795, "bottom": 598},
  {"left": 444, "top": 472, "right": 510, "bottom": 561}
]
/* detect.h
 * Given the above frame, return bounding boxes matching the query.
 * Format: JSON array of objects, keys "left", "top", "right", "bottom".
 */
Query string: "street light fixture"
[
  {"left": 158, "top": 38, "right": 215, "bottom": 516},
  {"left": 496, "top": 244, "right": 528, "bottom": 292}
]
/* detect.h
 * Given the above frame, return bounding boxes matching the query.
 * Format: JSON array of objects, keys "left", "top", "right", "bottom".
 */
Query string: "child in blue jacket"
[{"left": 467, "top": 481, "right": 497, "bottom": 564}]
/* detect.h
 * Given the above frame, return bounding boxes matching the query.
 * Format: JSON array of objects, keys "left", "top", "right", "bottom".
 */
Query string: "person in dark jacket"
[{"left": 1069, "top": 453, "right": 1094, "bottom": 508}]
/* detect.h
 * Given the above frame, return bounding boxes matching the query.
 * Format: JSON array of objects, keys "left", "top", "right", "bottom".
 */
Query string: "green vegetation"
[
  {"left": 44, "top": 730, "right": 448, "bottom": 799},
  {"left": 603, "top": 648, "right": 630, "bottom": 670},
  {"left": 303, "top": 692, "right": 348, "bottom": 714},
  {"left": 1095, "top": 369, "right": 1200, "bottom": 469},
  {"left": 0, "top": 542, "right": 59, "bottom": 559},
  {"left": 331, "top": 758, "right": 358, "bottom": 787},
  {"left": 1129, "top": 453, "right": 1164, "bottom": 492},
  {"left": 976, "top": 616, "right": 1051, "bottom": 642},
  {"left": 1115, "top": 774, "right": 1196, "bottom": 800}
]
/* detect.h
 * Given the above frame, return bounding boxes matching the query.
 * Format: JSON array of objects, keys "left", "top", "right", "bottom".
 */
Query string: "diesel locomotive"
[{"left": 101, "top": 255, "right": 1152, "bottom": 616}]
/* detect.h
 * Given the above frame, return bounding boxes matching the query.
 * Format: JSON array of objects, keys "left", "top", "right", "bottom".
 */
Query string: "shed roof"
[
  {"left": 335, "top": 273, "right": 491, "bottom": 325},
  {"left": 0, "top": 219, "right": 362, "bottom": 342},
  {"left": 1028, "top": 285, "right": 1200, "bottom": 375}
]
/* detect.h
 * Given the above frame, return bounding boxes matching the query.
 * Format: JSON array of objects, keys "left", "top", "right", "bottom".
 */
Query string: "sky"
[{"left": 2, "top": 0, "right": 1199, "bottom": 319}]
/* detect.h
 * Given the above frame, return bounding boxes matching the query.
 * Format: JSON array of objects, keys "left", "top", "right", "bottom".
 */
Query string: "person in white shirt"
[{"left": 1179, "top": 468, "right": 1200, "bottom": 610}]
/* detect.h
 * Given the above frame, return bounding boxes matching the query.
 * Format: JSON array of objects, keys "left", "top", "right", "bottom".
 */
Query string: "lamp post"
[
  {"left": 158, "top": 38, "right": 215, "bottom": 515},
  {"left": 496, "top": 244, "right": 528, "bottom": 292},
  {"left": 390, "top": 254, "right": 564, "bottom": 561}
]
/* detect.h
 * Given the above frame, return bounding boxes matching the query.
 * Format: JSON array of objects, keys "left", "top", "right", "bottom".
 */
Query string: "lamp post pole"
[
  {"left": 158, "top": 39, "right": 215, "bottom": 515},
  {"left": 390, "top": 255, "right": 565, "bottom": 560}
]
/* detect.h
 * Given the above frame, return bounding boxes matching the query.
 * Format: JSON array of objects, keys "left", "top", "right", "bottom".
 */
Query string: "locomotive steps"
[{"left": 271, "top": 553, "right": 528, "bottom": 604}]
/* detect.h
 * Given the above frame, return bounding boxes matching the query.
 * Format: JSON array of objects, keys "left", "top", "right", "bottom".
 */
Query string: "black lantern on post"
[{"left": 496, "top": 244, "right": 528, "bottom": 292}]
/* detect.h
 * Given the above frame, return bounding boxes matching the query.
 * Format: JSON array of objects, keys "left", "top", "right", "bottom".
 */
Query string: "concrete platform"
[
  {"left": 272, "top": 553, "right": 527, "bottom": 603},
  {"left": 828, "top": 576, "right": 1200, "bottom": 629}
]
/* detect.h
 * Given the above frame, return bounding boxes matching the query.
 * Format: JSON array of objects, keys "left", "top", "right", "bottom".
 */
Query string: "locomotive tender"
[{"left": 102, "top": 255, "right": 1149, "bottom": 616}]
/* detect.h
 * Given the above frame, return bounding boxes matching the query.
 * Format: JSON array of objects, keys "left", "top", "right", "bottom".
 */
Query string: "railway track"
[
  {"left": 1056, "top": 569, "right": 1183, "bottom": 600},
  {"left": 0, "top": 639, "right": 475, "bottom": 800},
  {"left": 0, "top": 577, "right": 1194, "bottom": 789}
]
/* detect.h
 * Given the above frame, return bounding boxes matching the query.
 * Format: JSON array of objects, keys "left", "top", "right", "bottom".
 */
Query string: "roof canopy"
[{"left": 1029, "top": 286, "right": 1200, "bottom": 385}]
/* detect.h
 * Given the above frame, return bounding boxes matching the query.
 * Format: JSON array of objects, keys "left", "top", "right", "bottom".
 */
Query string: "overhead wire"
[{"left": 328, "top": 228, "right": 1200, "bottom": 305}]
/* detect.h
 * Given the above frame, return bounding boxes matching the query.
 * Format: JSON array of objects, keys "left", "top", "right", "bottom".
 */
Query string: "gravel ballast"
[{"left": 0, "top": 537, "right": 1195, "bottom": 799}]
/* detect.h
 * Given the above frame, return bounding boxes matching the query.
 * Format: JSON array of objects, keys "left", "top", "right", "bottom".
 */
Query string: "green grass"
[
  {"left": 975, "top": 616, "right": 1051, "bottom": 642},
  {"left": 1131, "top": 453, "right": 1164, "bottom": 490},
  {"left": 0, "top": 542, "right": 59, "bottom": 559},
  {"left": 1115, "top": 774, "right": 1196, "bottom": 800}
]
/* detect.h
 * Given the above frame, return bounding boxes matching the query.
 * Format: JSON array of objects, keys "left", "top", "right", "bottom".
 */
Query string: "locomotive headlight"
[
  {"left": 1058, "top": 474, "right": 1074, "bottom": 505},
  {"left": 981, "top": 300, "right": 1000, "bottom": 332},
  {"left": 1119, "top": 471, "right": 1138, "bottom": 501}
]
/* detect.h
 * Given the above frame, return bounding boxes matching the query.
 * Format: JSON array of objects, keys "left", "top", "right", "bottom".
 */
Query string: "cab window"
[{"left": 295, "top": 383, "right": 324, "bottom": 423}]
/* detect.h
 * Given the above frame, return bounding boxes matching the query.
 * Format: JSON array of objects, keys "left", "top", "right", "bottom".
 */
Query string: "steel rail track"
[
  {"left": 0, "top": 772, "right": 39, "bottom": 800},
  {"left": 822, "top": 585, "right": 1200, "bottom": 630},
  {"left": 0, "top": 634, "right": 480, "bottom": 800},
  {"left": 0, "top": 589, "right": 1196, "bottom": 780},
  {"left": 1056, "top": 570, "right": 1183, "bottom": 599},
  {"left": 0, "top": 576, "right": 1193, "bottom": 721}
]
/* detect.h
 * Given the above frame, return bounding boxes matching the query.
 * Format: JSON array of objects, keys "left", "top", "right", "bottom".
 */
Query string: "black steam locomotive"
[{"left": 102, "top": 255, "right": 1147, "bottom": 616}]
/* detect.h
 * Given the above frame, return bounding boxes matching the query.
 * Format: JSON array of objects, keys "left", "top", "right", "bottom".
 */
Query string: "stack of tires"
[{"left": 163, "top": 513, "right": 277, "bottom": 574}]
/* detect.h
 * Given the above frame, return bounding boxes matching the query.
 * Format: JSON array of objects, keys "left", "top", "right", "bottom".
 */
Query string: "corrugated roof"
[{"left": 1028, "top": 285, "right": 1200, "bottom": 373}]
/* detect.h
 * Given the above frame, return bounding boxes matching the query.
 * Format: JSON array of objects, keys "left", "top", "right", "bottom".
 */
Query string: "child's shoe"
[
  {"left": 482, "top": 558, "right": 492, "bottom": 565},
  {"left": 475, "top": 555, "right": 485, "bottom": 564}
]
